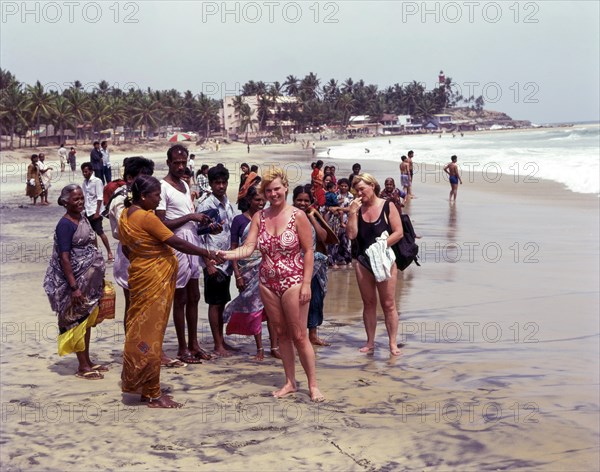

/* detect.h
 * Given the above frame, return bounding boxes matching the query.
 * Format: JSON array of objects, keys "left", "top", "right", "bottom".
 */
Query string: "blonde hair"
[
  {"left": 352, "top": 173, "right": 381, "bottom": 195},
  {"left": 259, "top": 167, "right": 289, "bottom": 195}
]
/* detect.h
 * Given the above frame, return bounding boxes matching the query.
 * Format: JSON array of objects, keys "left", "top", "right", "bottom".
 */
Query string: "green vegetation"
[{"left": 0, "top": 69, "right": 484, "bottom": 149}]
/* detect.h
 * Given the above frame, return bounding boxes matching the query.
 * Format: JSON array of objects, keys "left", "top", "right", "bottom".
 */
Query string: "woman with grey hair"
[{"left": 43, "top": 184, "right": 108, "bottom": 379}]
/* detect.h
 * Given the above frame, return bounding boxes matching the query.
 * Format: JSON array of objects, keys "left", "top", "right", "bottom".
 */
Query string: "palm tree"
[
  {"left": 322, "top": 79, "right": 339, "bottom": 104},
  {"left": 64, "top": 87, "right": 91, "bottom": 143},
  {"left": 25, "top": 81, "right": 54, "bottom": 147},
  {"left": 335, "top": 94, "right": 355, "bottom": 130},
  {"left": 131, "top": 94, "right": 161, "bottom": 141},
  {"left": 405, "top": 80, "right": 425, "bottom": 116},
  {"left": 238, "top": 103, "right": 255, "bottom": 143},
  {"left": 105, "top": 95, "right": 126, "bottom": 144},
  {"left": 341, "top": 78, "right": 354, "bottom": 95},
  {"left": 195, "top": 94, "right": 220, "bottom": 138},
  {"left": 49, "top": 95, "right": 76, "bottom": 145},
  {"left": 0, "top": 82, "right": 27, "bottom": 149},
  {"left": 415, "top": 96, "right": 437, "bottom": 122},
  {"left": 300, "top": 72, "right": 320, "bottom": 101},
  {"left": 256, "top": 95, "right": 271, "bottom": 131},
  {"left": 283, "top": 75, "right": 300, "bottom": 96}
]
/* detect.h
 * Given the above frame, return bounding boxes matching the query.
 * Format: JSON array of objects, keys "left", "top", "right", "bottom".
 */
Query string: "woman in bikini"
[
  {"left": 218, "top": 168, "right": 325, "bottom": 402},
  {"left": 346, "top": 173, "right": 404, "bottom": 356}
]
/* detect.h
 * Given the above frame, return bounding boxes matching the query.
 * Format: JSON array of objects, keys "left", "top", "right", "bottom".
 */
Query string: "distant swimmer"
[
  {"left": 443, "top": 155, "right": 463, "bottom": 202},
  {"left": 388, "top": 139, "right": 391, "bottom": 144},
  {"left": 460, "top": 132, "right": 464, "bottom": 137},
  {"left": 365, "top": 148, "right": 370, "bottom": 154},
  {"left": 327, "top": 148, "right": 331, "bottom": 156}
]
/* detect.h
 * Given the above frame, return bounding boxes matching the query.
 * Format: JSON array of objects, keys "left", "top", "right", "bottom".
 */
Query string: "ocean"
[{"left": 320, "top": 124, "right": 600, "bottom": 195}]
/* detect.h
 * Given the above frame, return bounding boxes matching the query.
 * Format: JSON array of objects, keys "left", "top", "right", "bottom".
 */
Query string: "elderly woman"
[
  {"left": 346, "top": 173, "right": 404, "bottom": 356},
  {"left": 43, "top": 184, "right": 107, "bottom": 379},
  {"left": 118, "top": 175, "right": 217, "bottom": 408},
  {"left": 218, "top": 168, "right": 324, "bottom": 402}
]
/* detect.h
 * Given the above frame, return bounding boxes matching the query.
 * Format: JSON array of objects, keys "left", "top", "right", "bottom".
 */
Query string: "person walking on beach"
[
  {"left": 119, "top": 175, "right": 223, "bottom": 408},
  {"left": 346, "top": 173, "right": 403, "bottom": 356},
  {"left": 444, "top": 155, "right": 462, "bottom": 202},
  {"left": 81, "top": 162, "right": 114, "bottom": 262},
  {"left": 407, "top": 150, "right": 415, "bottom": 186},
  {"left": 58, "top": 143, "right": 68, "bottom": 173},
  {"left": 197, "top": 164, "right": 237, "bottom": 357},
  {"left": 43, "top": 184, "right": 107, "bottom": 380},
  {"left": 90, "top": 141, "right": 104, "bottom": 182},
  {"left": 218, "top": 168, "right": 324, "bottom": 402},
  {"left": 156, "top": 145, "right": 218, "bottom": 364},
  {"left": 100, "top": 141, "right": 112, "bottom": 183},
  {"left": 68, "top": 147, "right": 77, "bottom": 173},
  {"left": 37, "top": 153, "right": 52, "bottom": 205},
  {"left": 26, "top": 154, "right": 43, "bottom": 205}
]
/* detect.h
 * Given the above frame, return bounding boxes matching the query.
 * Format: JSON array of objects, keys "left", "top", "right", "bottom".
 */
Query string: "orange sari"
[{"left": 118, "top": 208, "right": 177, "bottom": 399}]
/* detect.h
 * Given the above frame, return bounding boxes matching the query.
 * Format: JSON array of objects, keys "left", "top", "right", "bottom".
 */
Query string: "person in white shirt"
[
  {"left": 58, "top": 143, "right": 68, "bottom": 173},
  {"left": 81, "top": 162, "right": 114, "bottom": 261},
  {"left": 155, "top": 145, "right": 216, "bottom": 364},
  {"left": 100, "top": 141, "right": 112, "bottom": 183},
  {"left": 197, "top": 164, "right": 237, "bottom": 357},
  {"left": 37, "top": 153, "right": 53, "bottom": 205}
]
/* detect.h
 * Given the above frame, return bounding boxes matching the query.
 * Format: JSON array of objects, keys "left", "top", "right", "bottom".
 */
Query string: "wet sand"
[{"left": 1, "top": 141, "right": 598, "bottom": 470}]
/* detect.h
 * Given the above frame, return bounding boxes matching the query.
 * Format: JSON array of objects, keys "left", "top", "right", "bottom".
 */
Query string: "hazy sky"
[{"left": 2, "top": 1, "right": 599, "bottom": 124}]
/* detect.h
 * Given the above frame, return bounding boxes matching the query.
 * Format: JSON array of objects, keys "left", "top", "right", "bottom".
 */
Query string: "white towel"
[{"left": 365, "top": 231, "right": 396, "bottom": 282}]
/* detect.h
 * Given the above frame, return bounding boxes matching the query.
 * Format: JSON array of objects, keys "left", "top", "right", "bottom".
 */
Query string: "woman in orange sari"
[{"left": 118, "top": 175, "right": 219, "bottom": 408}]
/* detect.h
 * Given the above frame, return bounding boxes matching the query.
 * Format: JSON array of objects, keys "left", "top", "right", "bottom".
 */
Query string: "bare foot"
[
  {"left": 146, "top": 395, "right": 183, "bottom": 409},
  {"left": 359, "top": 345, "right": 374, "bottom": 354},
  {"left": 213, "top": 348, "right": 232, "bottom": 357},
  {"left": 310, "top": 387, "right": 325, "bottom": 403},
  {"left": 272, "top": 382, "right": 297, "bottom": 398},
  {"left": 270, "top": 348, "right": 282, "bottom": 359},
  {"left": 390, "top": 345, "right": 402, "bottom": 356},
  {"left": 251, "top": 348, "right": 265, "bottom": 361},
  {"left": 310, "top": 337, "right": 331, "bottom": 346}
]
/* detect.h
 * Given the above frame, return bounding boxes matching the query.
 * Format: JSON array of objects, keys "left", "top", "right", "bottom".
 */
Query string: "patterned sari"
[
  {"left": 43, "top": 216, "right": 105, "bottom": 356},
  {"left": 118, "top": 208, "right": 177, "bottom": 399},
  {"left": 224, "top": 222, "right": 264, "bottom": 335}
]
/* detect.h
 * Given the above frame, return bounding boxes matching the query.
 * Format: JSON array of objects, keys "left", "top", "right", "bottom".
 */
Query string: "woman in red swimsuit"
[{"left": 218, "top": 168, "right": 325, "bottom": 402}]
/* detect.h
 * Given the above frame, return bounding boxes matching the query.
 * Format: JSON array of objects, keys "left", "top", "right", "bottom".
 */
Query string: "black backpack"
[{"left": 383, "top": 201, "right": 420, "bottom": 271}]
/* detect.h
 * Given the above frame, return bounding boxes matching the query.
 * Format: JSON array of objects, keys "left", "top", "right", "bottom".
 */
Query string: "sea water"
[{"left": 320, "top": 124, "right": 600, "bottom": 195}]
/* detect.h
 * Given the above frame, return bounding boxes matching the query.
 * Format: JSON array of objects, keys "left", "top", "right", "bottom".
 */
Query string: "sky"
[{"left": 1, "top": 0, "right": 599, "bottom": 124}]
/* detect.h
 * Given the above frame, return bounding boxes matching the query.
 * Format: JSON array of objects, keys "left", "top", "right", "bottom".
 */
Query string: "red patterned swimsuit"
[{"left": 257, "top": 208, "right": 304, "bottom": 296}]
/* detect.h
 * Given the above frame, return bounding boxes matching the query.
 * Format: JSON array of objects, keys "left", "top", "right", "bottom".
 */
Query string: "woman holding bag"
[
  {"left": 346, "top": 173, "right": 403, "bottom": 356},
  {"left": 43, "top": 184, "right": 107, "bottom": 379}
]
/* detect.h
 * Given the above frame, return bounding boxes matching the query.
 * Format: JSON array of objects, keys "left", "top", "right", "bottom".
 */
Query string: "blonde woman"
[
  {"left": 218, "top": 168, "right": 324, "bottom": 402},
  {"left": 346, "top": 173, "right": 404, "bottom": 356}
]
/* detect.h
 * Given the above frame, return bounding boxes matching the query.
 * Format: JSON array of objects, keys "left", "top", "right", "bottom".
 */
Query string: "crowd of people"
[{"left": 42, "top": 142, "right": 462, "bottom": 408}]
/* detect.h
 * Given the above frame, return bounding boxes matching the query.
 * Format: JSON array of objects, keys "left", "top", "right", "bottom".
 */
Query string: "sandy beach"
[{"left": 1, "top": 137, "right": 598, "bottom": 470}]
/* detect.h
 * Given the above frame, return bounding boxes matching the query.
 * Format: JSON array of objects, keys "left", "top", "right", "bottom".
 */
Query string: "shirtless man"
[
  {"left": 407, "top": 150, "right": 415, "bottom": 196},
  {"left": 399, "top": 155, "right": 412, "bottom": 198},
  {"left": 444, "top": 155, "right": 463, "bottom": 202}
]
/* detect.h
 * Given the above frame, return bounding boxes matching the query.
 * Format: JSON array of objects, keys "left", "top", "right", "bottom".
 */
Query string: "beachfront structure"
[{"left": 222, "top": 95, "right": 300, "bottom": 140}]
